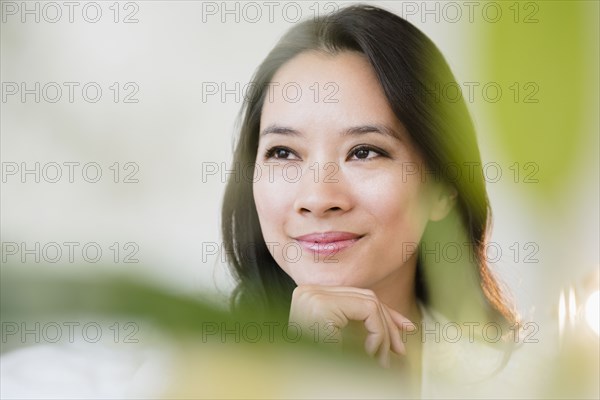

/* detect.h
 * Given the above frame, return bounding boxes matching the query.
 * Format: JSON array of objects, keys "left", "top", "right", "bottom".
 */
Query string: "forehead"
[{"left": 260, "top": 51, "right": 401, "bottom": 134}]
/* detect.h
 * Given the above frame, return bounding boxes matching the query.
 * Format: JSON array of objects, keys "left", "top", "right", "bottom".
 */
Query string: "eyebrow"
[{"left": 260, "top": 124, "right": 402, "bottom": 141}]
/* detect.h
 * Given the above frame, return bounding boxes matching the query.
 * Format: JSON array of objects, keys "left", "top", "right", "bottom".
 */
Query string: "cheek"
[
  {"left": 360, "top": 172, "right": 431, "bottom": 242},
  {"left": 252, "top": 175, "right": 298, "bottom": 278},
  {"left": 252, "top": 171, "right": 291, "bottom": 240}
]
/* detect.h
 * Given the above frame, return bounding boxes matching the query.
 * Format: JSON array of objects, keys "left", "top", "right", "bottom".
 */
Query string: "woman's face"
[{"left": 253, "top": 51, "right": 448, "bottom": 292}]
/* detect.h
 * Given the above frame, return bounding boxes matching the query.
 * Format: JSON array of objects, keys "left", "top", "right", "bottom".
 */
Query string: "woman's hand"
[{"left": 289, "top": 285, "right": 416, "bottom": 368}]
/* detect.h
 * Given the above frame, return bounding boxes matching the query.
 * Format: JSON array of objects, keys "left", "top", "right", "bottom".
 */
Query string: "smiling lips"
[{"left": 293, "top": 231, "right": 363, "bottom": 256}]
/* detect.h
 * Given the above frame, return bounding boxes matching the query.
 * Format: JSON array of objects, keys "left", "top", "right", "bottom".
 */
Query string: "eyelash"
[
  {"left": 350, "top": 145, "right": 389, "bottom": 161},
  {"left": 264, "top": 146, "right": 297, "bottom": 160},
  {"left": 263, "top": 145, "right": 389, "bottom": 161}
]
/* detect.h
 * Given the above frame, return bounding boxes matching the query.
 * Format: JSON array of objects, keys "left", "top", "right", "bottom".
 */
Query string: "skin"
[{"left": 252, "top": 50, "right": 455, "bottom": 370}]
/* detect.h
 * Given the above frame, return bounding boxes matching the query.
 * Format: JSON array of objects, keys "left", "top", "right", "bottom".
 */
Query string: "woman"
[{"left": 222, "top": 3, "right": 524, "bottom": 396}]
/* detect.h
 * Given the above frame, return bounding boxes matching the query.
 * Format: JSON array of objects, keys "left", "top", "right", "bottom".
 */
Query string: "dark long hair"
[{"left": 221, "top": 4, "right": 517, "bottom": 325}]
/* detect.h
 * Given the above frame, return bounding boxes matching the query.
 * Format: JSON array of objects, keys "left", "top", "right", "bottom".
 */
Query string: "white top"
[{"left": 418, "top": 303, "right": 555, "bottom": 398}]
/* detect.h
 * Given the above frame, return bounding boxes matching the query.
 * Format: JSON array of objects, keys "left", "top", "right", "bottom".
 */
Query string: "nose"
[{"left": 293, "top": 164, "right": 353, "bottom": 217}]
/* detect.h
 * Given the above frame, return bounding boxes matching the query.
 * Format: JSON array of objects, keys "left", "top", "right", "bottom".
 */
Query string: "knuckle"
[
  {"left": 292, "top": 285, "right": 314, "bottom": 299},
  {"left": 362, "top": 288, "right": 376, "bottom": 298},
  {"left": 311, "top": 293, "right": 328, "bottom": 304},
  {"left": 366, "top": 298, "right": 380, "bottom": 313}
]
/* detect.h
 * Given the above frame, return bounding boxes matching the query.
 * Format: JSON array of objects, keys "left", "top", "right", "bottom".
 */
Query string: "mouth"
[{"left": 293, "top": 231, "right": 364, "bottom": 256}]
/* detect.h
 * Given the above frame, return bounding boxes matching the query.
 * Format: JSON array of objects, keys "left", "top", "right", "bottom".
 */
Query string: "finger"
[
  {"left": 357, "top": 299, "right": 386, "bottom": 358},
  {"left": 381, "top": 304, "right": 406, "bottom": 356},
  {"left": 291, "top": 286, "right": 394, "bottom": 363},
  {"left": 313, "top": 289, "right": 408, "bottom": 359},
  {"left": 304, "top": 287, "right": 393, "bottom": 352},
  {"left": 296, "top": 285, "right": 381, "bottom": 297},
  {"left": 308, "top": 288, "right": 408, "bottom": 359},
  {"left": 377, "top": 348, "right": 391, "bottom": 369},
  {"left": 374, "top": 300, "right": 392, "bottom": 368},
  {"left": 387, "top": 306, "right": 417, "bottom": 332},
  {"left": 324, "top": 295, "right": 387, "bottom": 358},
  {"left": 298, "top": 286, "right": 389, "bottom": 307}
]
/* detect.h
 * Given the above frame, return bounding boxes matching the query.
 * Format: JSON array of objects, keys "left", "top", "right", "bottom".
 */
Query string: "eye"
[
  {"left": 348, "top": 145, "right": 388, "bottom": 161},
  {"left": 264, "top": 146, "right": 300, "bottom": 160}
]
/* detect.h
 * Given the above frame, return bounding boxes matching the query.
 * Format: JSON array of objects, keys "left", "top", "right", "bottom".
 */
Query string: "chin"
[{"left": 289, "top": 269, "right": 363, "bottom": 288}]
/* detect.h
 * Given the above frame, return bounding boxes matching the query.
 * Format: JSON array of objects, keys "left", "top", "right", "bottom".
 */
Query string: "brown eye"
[
  {"left": 355, "top": 148, "right": 370, "bottom": 159},
  {"left": 264, "top": 146, "right": 299, "bottom": 160},
  {"left": 349, "top": 145, "right": 387, "bottom": 161},
  {"left": 275, "top": 148, "right": 291, "bottom": 158}
]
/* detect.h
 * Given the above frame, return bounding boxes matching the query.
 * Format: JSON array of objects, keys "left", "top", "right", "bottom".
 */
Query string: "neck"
[{"left": 368, "top": 252, "right": 423, "bottom": 326}]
